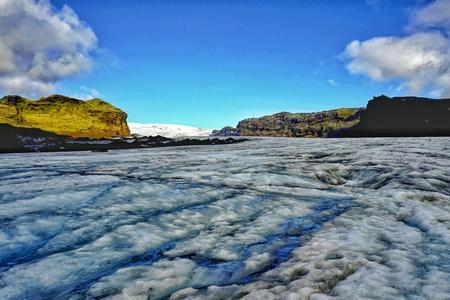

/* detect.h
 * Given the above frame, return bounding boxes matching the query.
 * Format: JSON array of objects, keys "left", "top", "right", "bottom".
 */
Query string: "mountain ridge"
[
  {"left": 213, "top": 107, "right": 364, "bottom": 137},
  {"left": 213, "top": 95, "right": 450, "bottom": 138}
]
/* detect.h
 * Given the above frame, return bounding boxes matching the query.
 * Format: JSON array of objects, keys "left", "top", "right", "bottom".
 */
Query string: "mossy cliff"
[
  {"left": 0, "top": 95, "right": 130, "bottom": 138},
  {"left": 236, "top": 108, "right": 364, "bottom": 137}
]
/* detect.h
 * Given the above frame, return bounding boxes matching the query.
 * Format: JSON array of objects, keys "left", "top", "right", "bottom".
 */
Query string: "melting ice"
[{"left": 0, "top": 137, "right": 449, "bottom": 299}]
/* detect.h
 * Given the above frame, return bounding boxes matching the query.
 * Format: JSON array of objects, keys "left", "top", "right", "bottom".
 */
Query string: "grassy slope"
[{"left": 0, "top": 95, "right": 130, "bottom": 138}]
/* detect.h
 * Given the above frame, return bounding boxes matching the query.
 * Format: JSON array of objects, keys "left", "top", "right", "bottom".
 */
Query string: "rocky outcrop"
[
  {"left": 0, "top": 123, "right": 245, "bottom": 153},
  {"left": 0, "top": 123, "right": 64, "bottom": 152},
  {"left": 211, "top": 126, "right": 240, "bottom": 137},
  {"left": 344, "top": 95, "right": 450, "bottom": 137},
  {"left": 236, "top": 108, "right": 364, "bottom": 138},
  {"left": 0, "top": 95, "right": 130, "bottom": 138}
]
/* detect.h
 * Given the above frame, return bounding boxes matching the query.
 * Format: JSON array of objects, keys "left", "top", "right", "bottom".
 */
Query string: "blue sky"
[{"left": 5, "top": 0, "right": 448, "bottom": 128}]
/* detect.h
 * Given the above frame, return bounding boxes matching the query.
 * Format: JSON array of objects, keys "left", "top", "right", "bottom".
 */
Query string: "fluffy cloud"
[
  {"left": 0, "top": 0, "right": 97, "bottom": 98},
  {"left": 344, "top": 32, "right": 450, "bottom": 93},
  {"left": 414, "top": 0, "right": 450, "bottom": 30},
  {"left": 344, "top": 0, "right": 450, "bottom": 97}
]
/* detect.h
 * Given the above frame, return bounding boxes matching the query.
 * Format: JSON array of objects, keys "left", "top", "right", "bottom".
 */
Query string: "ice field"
[{"left": 0, "top": 138, "right": 449, "bottom": 299}]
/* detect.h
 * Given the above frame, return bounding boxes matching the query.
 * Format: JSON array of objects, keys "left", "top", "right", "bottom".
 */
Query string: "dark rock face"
[
  {"left": 211, "top": 126, "right": 240, "bottom": 137},
  {"left": 0, "top": 124, "right": 64, "bottom": 152},
  {"left": 236, "top": 108, "right": 364, "bottom": 138},
  {"left": 344, "top": 95, "right": 450, "bottom": 137}
]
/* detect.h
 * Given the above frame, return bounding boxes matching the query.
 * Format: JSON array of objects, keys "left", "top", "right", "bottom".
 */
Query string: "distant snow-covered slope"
[{"left": 129, "top": 123, "right": 213, "bottom": 138}]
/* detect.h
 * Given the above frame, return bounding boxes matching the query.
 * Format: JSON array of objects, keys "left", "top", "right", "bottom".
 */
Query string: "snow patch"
[{"left": 128, "top": 123, "right": 213, "bottom": 138}]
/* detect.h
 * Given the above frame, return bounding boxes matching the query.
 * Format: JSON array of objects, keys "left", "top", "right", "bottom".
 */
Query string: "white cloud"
[
  {"left": 0, "top": 0, "right": 97, "bottom": 98},
  {"left": 366, "top": 0, "right": 381, "bottom": 9},
  {"left": 208, "top": 86, "right": 235, "bottom": 92},
  {"left": 69, "top": 86, "right": 101, "bottom": 100},
  {"left": 344, "top": 32, "right": 450, "bottom": 93},
  {"left": 327, "top": 79, "right": 338, "bottom": 86},
  {"left": 414, "top": 0, "right": 450, "bottom": 30},
  {"left": 343, "top": 0, "right": 450, "bottom": 97}
]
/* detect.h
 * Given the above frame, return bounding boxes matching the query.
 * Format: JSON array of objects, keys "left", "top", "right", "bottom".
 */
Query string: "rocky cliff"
[
  {"left": 211, "top": 126, "right": 240, "bottom": 137},
  {"left": 344, "top": 95, "right": 450, "bottom": 137},
  {"left": 236, "top": 108, "right": 364, "bottom": 137},
  {"left": 0, "top": 95, "right": 130, "bottom": 138}
]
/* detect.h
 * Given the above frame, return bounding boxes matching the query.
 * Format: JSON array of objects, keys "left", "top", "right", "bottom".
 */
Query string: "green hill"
[{"left": 0, "top": 95, "right": 130, "bottom": 138}]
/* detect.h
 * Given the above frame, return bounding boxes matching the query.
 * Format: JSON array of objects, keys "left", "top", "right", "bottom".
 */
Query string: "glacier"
[
  {"left": 0, "top": 137, "right": 449, "bottom": 299},
  {"left": 128, "top": 123, "right": 213, "bottom": 138}
]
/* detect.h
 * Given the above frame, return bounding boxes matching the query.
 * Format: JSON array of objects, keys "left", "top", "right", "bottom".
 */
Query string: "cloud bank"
[
  {"left": 0, "top": 0, "right": 97, "bottom": 98},
  {"left": 344, "top": 0, "right": 450, "bottom": 97}
]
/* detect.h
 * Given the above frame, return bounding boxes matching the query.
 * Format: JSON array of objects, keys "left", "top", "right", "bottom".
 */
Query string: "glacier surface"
[
  {"left": 0, "top": 137, "right": 449, "bottom": 300},
  {"left": 128, "top": 123, "right": 213, "bottom": 138}
]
